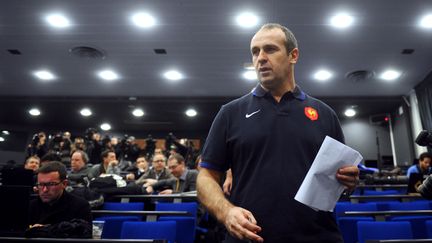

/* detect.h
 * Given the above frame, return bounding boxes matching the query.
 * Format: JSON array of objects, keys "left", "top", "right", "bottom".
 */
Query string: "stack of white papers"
[{"left": 294, "top": 136, "right": 363, "bottom": 211}]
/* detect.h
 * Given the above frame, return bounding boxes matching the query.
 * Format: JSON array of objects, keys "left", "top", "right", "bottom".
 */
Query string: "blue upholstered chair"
[{"left": 121, "top": 221, "right": 177, "bottom": 243}]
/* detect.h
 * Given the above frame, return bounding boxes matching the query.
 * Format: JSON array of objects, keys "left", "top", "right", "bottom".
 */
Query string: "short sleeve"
[{"left": 201, "top": 105, "right": 230, "bottom": 172}]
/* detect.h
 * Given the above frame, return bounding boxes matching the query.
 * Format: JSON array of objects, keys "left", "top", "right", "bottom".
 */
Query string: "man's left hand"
[{"left": 336, "top": 165, "right": 359, "bottom": 191}]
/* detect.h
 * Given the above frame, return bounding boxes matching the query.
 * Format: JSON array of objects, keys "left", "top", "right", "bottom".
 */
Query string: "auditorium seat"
[
  {"left": 334, "top": 202, "right": 378, "bottom": 243},
  {"left": 121, "top": 221, "right": 177, "bottom": 243},
  {"left": 97, "top": 216, "right": 139, "bottom": 239},
  {"left": 357, "top": 221, "right": 413, "bottom": 243},
  {"left": 391, "top": 216, "right": 432, "bottom": 239},
  {"left": 155, "top": 202, "right": 198, "bottom": 243},
  {"left": 97, "top": 202, "right": 145, "bottom": 220}
]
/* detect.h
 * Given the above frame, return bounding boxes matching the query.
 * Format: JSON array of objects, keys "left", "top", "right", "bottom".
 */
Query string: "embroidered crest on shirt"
[{"left": 304, "top": 107, "right": 318, "bottom": 121}]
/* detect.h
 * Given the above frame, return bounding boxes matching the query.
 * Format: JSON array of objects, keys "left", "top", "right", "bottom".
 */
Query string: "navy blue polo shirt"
[{"left": 201, "top": 84, "right": 344, "bottom": 243}]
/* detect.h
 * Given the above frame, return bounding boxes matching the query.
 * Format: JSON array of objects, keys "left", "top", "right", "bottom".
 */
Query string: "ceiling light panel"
[
  {"left": 131, "top": 12, "right": 156, "bottom": 28},
  {"left": 419, "top": 14, "right": 432, "bottom": 28},
  {"left": 380, "top": 70, "right": 401, "bottom": 81},
  {"left": 45, "top": 14, "right": 71, "bottom": 28},
  {"left": 313, "top": 70, "right": 332, "bottom": 81},
  {"left": 98, "top": 70, "right": 119, "bottom": 81},
  {"left": 29, "top": 108, "right": 41, "bottom": 116},
  {"left": 330, "top": 13, "right": 354, "bottom": 28},
  {"left": 132, "top": 108, "right": 144, "bottom": 117},
  {"left": 236, "top": 12, "right": 259, "bottom": 28},
  {"left": 80, "top": 108, "right": 92, "bottom": 117},
  {"left": 100, "top": 123, "right": 111, "bottom": 131},
  {"left": 243, "top": 70, "right": 257, "bottom": 81},
  {"left": 185, "top": 108, "right": 197, "bottom": 117},
  {"left": 33, "top": 70, "right": 56, "bottom": 81},
  {"left": 344, "top": 108, "right": 356, "bottom": 117},
  {"left": 164, "top": 70, "right": 183, "bottom": 81}
]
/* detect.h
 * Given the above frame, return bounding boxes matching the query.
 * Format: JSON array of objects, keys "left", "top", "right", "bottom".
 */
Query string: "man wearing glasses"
[
  {"left": 145, "top": 153, "right": 198, "bottom": 194},
  {"left": 28, "top": 161, "right": 92, "bottom": 229}
]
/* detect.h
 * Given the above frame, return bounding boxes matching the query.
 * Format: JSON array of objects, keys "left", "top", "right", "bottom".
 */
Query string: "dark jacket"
[
  {"left": 28, "top": 191, "right": 92, "bottom": 225},
  {"left": 153, "top": 169, "right": 198, "bottom": 193}
]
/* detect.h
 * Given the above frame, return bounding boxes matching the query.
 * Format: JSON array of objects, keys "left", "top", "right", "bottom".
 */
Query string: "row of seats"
[
  {"left": 94, "top": 202, "right": 199, "bottom": 243},
  {"left": 335, "top": 201, "right": 432, "bottom": 243}
]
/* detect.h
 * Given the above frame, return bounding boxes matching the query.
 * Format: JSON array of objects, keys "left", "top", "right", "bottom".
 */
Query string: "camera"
[
  {"left": 415, "top": 130, "right": 432, "bottom": 147},
  {"left": 31, "top": 133, "right": 40, "bottom": 146},
  {"left": 415, "top": 130, "right": 432, "bottom": 199}
]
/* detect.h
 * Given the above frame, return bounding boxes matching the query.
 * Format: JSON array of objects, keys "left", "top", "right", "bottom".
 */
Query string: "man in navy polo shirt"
[{"left": 197, "top": 23, "right": 359, "bottom": 243}]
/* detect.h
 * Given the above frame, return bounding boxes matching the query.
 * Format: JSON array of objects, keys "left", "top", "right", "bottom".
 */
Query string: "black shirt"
[
  {"left": 28, "top": 191, "right": 92, "bottom": 226},
  {"left": 201, "top": 85, "right": 344, "bottom": 243}
]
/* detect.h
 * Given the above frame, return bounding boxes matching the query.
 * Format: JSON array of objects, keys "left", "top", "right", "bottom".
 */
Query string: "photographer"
[
  {"left": 84, "top": 128, "right": 102, "bottom": 165},
  {"left": 414, "top": 131, "right": 432, "bottom": 199},
  {"left": 118, "top": 135, "right": 141, "bottom": 170},
  {"left": 407, "top": 152, "right": 432, "bottom": 177},
  {"left": 27, "top": 132, "right": 48, "bottom": 159}
]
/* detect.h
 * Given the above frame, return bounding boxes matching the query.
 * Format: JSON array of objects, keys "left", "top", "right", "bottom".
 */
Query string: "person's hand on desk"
[
  {"left": 143, "top": 178, "right": 158, "bottom": 187},
  {"left": 224, "top": 206, "right": 263, "bottom": 242},
  {"left": 159, "top": 189, "right": 173, "bottom": 195},
  {"left": 336, "top": 165, "right": 359, "bottom": 191}
]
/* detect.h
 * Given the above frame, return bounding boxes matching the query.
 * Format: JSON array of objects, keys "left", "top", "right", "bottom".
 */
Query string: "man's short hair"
[
  {"left": 420, "top": 152, "right": 432, "bottom": 161},
  {"left": 258, "top": 23, "right": 298, "bottom": 54},
  {"left": 37, "top": 161, "right": 67, "bottom": 180},
  {"left": 40, "top": 152, "right": 62, "bottom": 163},
  {"left": 101, "top": 149, "right": 114, "bottom": 159},
  {"left": 72, "top": 149, "right": 89, "bottom": 163},
  {"left": 168, "top": 153, "right": 185, "bottom": 164},
  {"left": 25, "top": 155, "right": 40, "bottom": 164}
]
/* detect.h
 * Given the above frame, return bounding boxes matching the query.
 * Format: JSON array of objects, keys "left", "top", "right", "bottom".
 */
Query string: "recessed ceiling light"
[
  {"left": 132, "top": 108, "right": 144, "bottom": 117},
  {"left": 80, "top": 108, "right": 92, "bottom": 117},
  {"left": 420, "top": 14, "right": 432, "bottom": 28},
  {"left": 2, "top": 130, "right": 9, "bottom": 135},
  {"left": 98, "top": 70, "right": 119, "bottom": 81},
  {"left": 236, "top": 12, "right": 259, "bottom": 28},
  {"left": 100, "top": 123, "right": 111, "bottom": 131},
  {"left": 131, "top": 13, "right": 156, "bottom": 28},
  {"left": 0, "top": 137, "right": 4, "bottom": 142},
  {"left": 243, "top": 70, "right": 257, "bottom": 80},
  {"left": 45, "top": 14, "right": 71, "bottom": 28},
  {"left": 185, "top": 108, "right": 197, "bottom": 117},
  {"left": 33, "top": 70, "right": 56, "bottom": 81},
  {"left": 29, "top": 108, "right": 41, "bottom": 116},
  {"left": 344, "top": 108, "right": 356, "bottom": 117},
  {"left": 313, "top": 70, "right": 332, "bottom": 81},
  {"left": 380, "top": 70, "right": 401, "bottom": 81},
  {"left": 330, "top": 13, "right": 354, "bottom": 28},
  {"left": 164, "top": 70, "right": 183, "bottom": 81}
]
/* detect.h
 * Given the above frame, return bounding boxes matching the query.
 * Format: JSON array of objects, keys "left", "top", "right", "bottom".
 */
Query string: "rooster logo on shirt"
[{"left": 304, "top": 107, "right": 319, "bottom": 121}]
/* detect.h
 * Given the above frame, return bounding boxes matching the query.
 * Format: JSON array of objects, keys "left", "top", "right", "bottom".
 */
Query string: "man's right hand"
[{"left": 224, "top": 206, "right": 263, "bottom": 242}]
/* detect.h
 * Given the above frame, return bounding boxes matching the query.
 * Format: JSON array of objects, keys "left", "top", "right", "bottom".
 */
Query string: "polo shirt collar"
[{"left": 252, "top": 84, "right": 306, "bottom": 101}]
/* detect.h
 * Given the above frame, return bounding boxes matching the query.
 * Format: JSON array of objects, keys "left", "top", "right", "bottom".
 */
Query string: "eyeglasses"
[
  {"left": 35, "top": 181, "right": 63, "bottom": 188},
  {"left": 153, "top": 159, "right": 165, "bottom": 163},
  {"left": 168, "top": 164, "right": 179, "bottom": 170}
]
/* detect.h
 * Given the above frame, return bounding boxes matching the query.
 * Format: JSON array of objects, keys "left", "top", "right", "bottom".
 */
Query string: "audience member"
[
  {"left": 88, "top": 149, "right": 120, "bottom": 179},
  {"left": 27, "top": 131, "right": 48, "bottom": 159},
  {"left": 28, "top": 161, "right": 92, "bottom": 229},
  {"left": 146, "top": 154, "right": 198, "bottom": 194},
  {"left": 125, "top": 156, "right": 149, "bottom": 181},
  {"left": 135, "top": 153, "right": 174, "bottom": 186},
  {"left": 407, "top": 152, "right": 432, "bottom": 177},
  {"left": 68, "top": 150, "right": 91, "bottom": 185},
  {"left": 24, "top": 156, "right": 40, "bottom": 172}
]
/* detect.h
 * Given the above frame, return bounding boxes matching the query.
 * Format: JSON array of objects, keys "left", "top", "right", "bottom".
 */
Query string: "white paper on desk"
[{"left": 294, "top": 136, "right": 363, "bottom": 211}]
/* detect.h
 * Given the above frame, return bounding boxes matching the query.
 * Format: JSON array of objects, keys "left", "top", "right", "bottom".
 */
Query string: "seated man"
[
  {"left": 135, "top": 153, "right": 175, "bottom": 186},
  {"left": 125, "top": 155, "right": 149, "bottom": 181},
  {"left": 68, "top": 150, "right": 91, "bottom": 185},
  {"left": 88, "top": 149, "right": 120, "bottom": 179},
  {"left": 146, "top": 154, "right": 198, "bottom": 194},
  {"left": 28, "top": 161, "right": 92, "bottom": 235},
  {"left": 407, "top": 152, "right": 432, "bottom": 177},
  {"left": 24, "top": 156, "right": 40, "bottom": 172}
]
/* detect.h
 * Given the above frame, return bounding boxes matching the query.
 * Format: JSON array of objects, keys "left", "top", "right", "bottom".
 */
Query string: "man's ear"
[{"left": 289, "top": 48, "right": 299, "bottom": 64}]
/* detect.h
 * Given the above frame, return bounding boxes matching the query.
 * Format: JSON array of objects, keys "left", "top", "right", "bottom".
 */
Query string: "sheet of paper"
[{"left": 294, "top": 136, "right": 363, "bottom": 211}]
